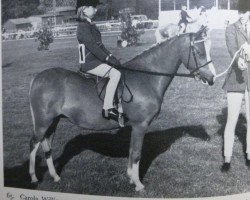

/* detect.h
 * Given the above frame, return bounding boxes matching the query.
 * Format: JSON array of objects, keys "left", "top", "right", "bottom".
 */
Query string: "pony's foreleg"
[
  {"left": 127, "top": 125, "right": 146, "bottom": 191},
  {"left": 41, "top": 138, "right": 60, "bottom": 182},
  {"left": 29, "top": 136, "right": 40, "bottom": 183}
]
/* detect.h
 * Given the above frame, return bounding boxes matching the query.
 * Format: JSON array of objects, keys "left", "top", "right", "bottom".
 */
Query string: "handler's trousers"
[
  {"left": 87, "top": 64, "right": 121, "bottom": 110},
  {"left": 224, "top": 89, "right": 250, "bottom": 158}
]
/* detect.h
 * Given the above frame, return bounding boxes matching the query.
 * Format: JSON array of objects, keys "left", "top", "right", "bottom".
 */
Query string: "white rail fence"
[{"left": 2, "top": 20, "right": 158, "bottom": 41}]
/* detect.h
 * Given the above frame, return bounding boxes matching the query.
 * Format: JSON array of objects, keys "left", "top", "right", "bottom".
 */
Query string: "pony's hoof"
[
  {"left": 54, "top": 175, "right": 61, "bottom": 182},
  {"left": 31, "top": 176, "right": 38, "bottom": 183},
  {"left": 135, "top": 183, "right": 145, "bottom": 192},
  {"left": 220, "top": 163, "right": 230, "bottom": 172}
]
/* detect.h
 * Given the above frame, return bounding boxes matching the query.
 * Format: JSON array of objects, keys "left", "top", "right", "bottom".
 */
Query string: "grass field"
[{"left": 2, "top": 30, "right": 250, "bottom": 198}]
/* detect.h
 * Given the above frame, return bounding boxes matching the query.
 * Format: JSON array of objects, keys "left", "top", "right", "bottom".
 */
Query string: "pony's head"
[{"left": 180, "top": 27, "right": 215, "bottom": 85}]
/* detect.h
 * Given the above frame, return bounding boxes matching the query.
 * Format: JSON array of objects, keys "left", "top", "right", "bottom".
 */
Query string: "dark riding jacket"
[
  {"left": 222, "top": 20, "right": 250, "bottom": 92},
  {"left": 178, "top": 10, "right": 191, "bottom": 26},
  {"left": 77, "top": 18, "right": 111, "bottom": 71}
]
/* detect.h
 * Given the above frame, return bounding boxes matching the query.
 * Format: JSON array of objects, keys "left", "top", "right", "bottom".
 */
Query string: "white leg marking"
[
  {"left": 46, "top": 157, "right": 60, "bottom": 182},
  {"left": 42, "top": 140, "right": 60, "bottom": 182},
  {"left": 127, "top": 167, "right": 134, "bottom": 184},
  {"left": 29, "top": 142, "right": 40, "bottom": 183},
  {"left": 131, "top": 161, "right": 145, "bottom": 191}
]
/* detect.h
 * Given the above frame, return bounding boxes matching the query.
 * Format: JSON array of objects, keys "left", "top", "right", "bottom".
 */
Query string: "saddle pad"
[{"left": 78, "top": 70, "right": 132, "bottom": 103}]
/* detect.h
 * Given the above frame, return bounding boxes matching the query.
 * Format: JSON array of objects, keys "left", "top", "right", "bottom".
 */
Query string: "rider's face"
[
  {"left": 239, "top": 11, "right": 250, "bottom": 25},
  {"left": 84, "top": 6, "right": 98, "bottom": 19}
]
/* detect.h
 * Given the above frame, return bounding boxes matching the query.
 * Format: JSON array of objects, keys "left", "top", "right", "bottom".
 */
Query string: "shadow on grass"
[
  {"left": 55, "top": 125, "right": 210, "bottom": 180},
  {"left": 4, "top": 125, "right": 209, "bottom": 189},
  {"left": 216, "top": 107, "right": 247, "bottom": 155},
  {"left": 2, "top": 62, "right": 13, "bottom": 68},
  {"left": 4, "top": 156, "right": 47, "bottom": 189}
]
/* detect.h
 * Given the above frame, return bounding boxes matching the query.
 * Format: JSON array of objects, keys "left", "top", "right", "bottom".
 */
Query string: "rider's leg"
[
  {"left": 179, "top": 23, "right": 186, "bottom": 34},
  {"left": 87, "top": 63, "right": 121, "bottom": 114},
  {"left": 224, "top": 92, "right": 244, "bottom": 163}
]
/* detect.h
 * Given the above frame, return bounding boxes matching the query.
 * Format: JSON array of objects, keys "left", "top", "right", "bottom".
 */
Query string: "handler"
[
  {"left": 76, "top": 0, "right": 124, "bottom": 122},
  {"left": 221, "top": 0, "right": 250, "bottom": 171}
]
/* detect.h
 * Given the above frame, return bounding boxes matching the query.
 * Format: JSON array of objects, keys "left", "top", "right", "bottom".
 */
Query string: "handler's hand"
[
  {"left": 238, "top": 57, "right": 248, "bottom": 71},
  {"left": 242, "top": 42, "right": 250, "bottom": 61}
]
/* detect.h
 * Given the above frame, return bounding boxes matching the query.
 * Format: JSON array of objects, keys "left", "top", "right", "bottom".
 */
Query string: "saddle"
[{"left": 78, "top": 70, "right": 133, "bottom": 127}]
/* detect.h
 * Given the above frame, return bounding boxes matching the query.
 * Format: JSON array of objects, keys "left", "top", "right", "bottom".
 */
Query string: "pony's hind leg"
[
  {"left": 41, "top": 116, "right": 61, "bottom": 182},
  {"left": 29, "top": 136, "right": 41, "bottom": 183},
  {"left": 29, "top": 113, "right": 60, "bottom": 183},
  {"left": 41, "top": 137, "right": 60, "bottom": 182}
]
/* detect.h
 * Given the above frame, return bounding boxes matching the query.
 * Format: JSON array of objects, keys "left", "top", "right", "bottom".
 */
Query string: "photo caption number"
[{"left": 7, "top": 193, "right": 15, "bottom": 200}]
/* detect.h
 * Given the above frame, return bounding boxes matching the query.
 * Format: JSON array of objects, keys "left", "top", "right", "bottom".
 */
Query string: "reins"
[
  {"left": 118, "top": 65, "right": 194, "bottom": 78},
  {"left": 214, "top": 45, "right": 244, "bottom": 79}
]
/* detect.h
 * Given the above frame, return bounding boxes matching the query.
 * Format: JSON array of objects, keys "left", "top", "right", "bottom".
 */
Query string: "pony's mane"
[{"left": 127, "top": 33, "right": 191, "bottom": 63}]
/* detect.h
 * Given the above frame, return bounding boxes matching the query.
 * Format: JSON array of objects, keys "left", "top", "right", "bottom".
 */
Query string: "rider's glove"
[{"left": 106, "top": 55, "right": 121, "bottom": 68}]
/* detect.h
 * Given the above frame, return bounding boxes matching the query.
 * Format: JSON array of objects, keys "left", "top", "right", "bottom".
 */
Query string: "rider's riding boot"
[{"left": 102, "top": 108, "right": 119, "bottom": 121}]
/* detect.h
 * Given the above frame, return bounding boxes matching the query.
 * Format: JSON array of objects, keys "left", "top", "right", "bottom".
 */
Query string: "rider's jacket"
[
  {"left": 77, "top": 18, "right": 111, "bottom": 71},
  {"left": 223, "top": 20, "right": 250, "bottom": 92},
  {"left": 178, "top": 10, "right": 191, "bottom": 25}
]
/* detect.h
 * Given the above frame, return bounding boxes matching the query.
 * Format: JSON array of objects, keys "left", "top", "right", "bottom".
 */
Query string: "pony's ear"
[{"left": 195, "top": 26, "right": 208, "bottom": 39}]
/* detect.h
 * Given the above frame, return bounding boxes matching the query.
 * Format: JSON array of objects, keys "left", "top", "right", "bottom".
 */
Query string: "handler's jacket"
[
  {"left": 77, "top": 18, "right": 111, "bottom": 71},
  {"left": 222, "top": 20, "right": 250, "bottom": 92}
]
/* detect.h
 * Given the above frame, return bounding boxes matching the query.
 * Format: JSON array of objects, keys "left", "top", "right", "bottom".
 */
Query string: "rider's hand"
[
  {"left": 106, "top": 55, "right": 121, "bottom": 68},
  {"left": 238, "top": 57, "right": 248, "bottom": 71}
]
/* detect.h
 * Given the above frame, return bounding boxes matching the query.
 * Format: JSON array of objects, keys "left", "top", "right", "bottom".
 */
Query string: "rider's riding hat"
[
  {"left": 76, "top": 0, "right": 102, "bottom": 10},
  {"left": 238, "top": 0, "right": 250, "bottom": 13}
]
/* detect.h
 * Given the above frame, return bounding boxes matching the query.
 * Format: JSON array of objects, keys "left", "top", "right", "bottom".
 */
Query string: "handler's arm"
[
  {"left": 77, "top": 23, "right": 109, "bottom": 61},
  {"left": 225, "top": 25, "right": 239, "bottom": 61}
]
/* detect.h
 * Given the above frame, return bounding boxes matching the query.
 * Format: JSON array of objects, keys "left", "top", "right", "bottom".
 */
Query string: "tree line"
[{"left": 2, "top": 0, "right": 240, "bottom": 23}]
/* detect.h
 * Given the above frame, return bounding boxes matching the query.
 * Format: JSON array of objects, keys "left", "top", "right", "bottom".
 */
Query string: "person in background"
[
  {"left": 221, "top": 0, "right": 250, "bottom": 172},
  {"left": 198, "top": 6, "right": 208, "bottom": 28},
  {"left": 76, "top": 0, "right": 125, "bottom": 122},
  {"left": 178, "top": 5, "right": 192, "bottom": 33}
]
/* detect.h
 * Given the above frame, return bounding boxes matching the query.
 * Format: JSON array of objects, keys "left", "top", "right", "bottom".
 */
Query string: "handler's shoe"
[
  {"left": 220, "top": 163, "right": 230, "bottom": 172},
  {"left": 245, "top": 154, "right": 250, "bottom": 168}
]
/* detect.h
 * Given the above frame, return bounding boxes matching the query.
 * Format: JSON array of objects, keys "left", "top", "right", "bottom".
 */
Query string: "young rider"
[
  {"left": 76, "top": 0, "right": 124, "bottom": 122},
  {"left": 178, "top": 5, "right": 192, "bottom": 33}
]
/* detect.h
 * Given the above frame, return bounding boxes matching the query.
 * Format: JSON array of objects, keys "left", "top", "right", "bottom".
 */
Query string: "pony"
[
  {"left": 155, "top": 22, "right": 208, "bottom": 43},
  {"left": 29, "top": 28, "right": 215, "bottom": 191}
]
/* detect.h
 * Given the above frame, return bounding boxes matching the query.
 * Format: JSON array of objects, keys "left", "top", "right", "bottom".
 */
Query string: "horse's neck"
[
  {"left": 124, "top": 37, "right": 182, "bottom": 74},
  {"left": 124, "top": 36, "right": 187, "bottom": 99}
]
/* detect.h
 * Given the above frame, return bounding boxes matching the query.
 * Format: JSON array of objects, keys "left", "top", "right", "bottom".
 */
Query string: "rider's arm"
[
  {"left": 184, "top": 11, "right": 192, "bottom": 19},
  {"left": 77, "top": 22, "right": 109, "bottom": 61}
]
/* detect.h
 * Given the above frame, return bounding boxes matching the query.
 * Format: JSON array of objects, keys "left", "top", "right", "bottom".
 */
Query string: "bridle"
[
  {"left": 186, "top": 34, "right": 212, "bottom": 77},
  {"left": 116, "top": 34, "right": 213, "bottom": 79}
]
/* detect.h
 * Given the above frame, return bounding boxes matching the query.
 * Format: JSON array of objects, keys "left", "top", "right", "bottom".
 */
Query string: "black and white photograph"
[{"left": 1, "top": 0, "right": 250, "bottom": 199}]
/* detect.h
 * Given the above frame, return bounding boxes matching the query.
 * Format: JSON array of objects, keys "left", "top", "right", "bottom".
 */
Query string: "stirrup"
[{"left": 102, "top": 108, "right": 119, "bottom": 121}]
